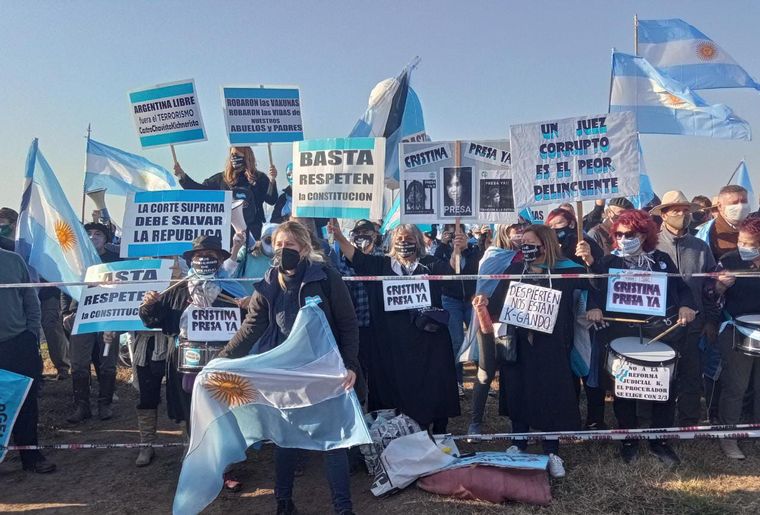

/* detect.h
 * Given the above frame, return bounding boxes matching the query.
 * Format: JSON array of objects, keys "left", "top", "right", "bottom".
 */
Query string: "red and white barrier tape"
[{"left": 2, "top": 442, "right": 187, "bottom": 451}]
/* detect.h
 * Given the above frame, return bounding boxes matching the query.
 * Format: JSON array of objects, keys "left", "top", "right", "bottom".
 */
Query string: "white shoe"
[
  {"left": 505, "top": 445, "right": 521, "bottom": 455},
  {"left": 548, "top": 454, "right": 566, "bottom": 478},
  {"left": 720, "top": 439, "right": 746, "bottom": 460}
]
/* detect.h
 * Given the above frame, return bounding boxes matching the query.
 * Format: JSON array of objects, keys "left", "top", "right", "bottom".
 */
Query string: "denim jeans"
[
  {"left": 275, "top": 447, "right": 351, "bottom": 513},
  {"left": 442, "top": 295, "right": 471, "bottom": 384}
]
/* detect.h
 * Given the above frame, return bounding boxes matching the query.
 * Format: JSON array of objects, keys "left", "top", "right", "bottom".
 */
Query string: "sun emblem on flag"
[
  {"left": 696, "top": 41, "right": 718, "bottom": 61},
  {"left": 203, "top": 371, "right": 258, "bottom": 407},
  {"left": 54, "top": 220, "right": 77, "bottom": 252},
  {"left": 662, "top": 93, "right": 686, "bottom": 107}
]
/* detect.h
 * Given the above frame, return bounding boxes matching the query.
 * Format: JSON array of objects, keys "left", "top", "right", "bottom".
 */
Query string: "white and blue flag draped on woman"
[{"left": 173, "top": 301, "right": 371, "bottom": 515}]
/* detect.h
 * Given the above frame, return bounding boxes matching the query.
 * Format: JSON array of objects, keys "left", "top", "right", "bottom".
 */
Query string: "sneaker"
[
  {"left": 547, "top": 454, "right": 566, "bottom": 478},
  {"left": 584, "top": 421, "right": 608, "bottom": 431},
  {"left": 466, "top": 423, "right": 482, "bottom": 443},
  {"left": 458, "top": 383, "right": 465, "bottom": 398},
  {"left": 276, "top": 499, "right": 298, "bottom": 515},
  {"left": 719, "top": 439, "right": 746, "bottom": 460},
  {"left": 649, "top": 441, "right": 681, "bottom": 467},
  {"left": 487, "top": 389, "right": 497, "bottom": 398},
  {"left": 22, "top": 458, "right": 56, "bottom": 474},
  {"left": 620, "top": 442, "right": 639, "bottom": 464},
  {"left": 505, "top": 445, "right": 521, "bottom": 455}
]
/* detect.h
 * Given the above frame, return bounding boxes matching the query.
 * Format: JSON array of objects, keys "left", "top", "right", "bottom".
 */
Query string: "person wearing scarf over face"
[
  {"left": 139, "top": 235, "right": 247, "bottom": 491},
  {"left": 227, "top": 223, "right": 279, "bottom": 297},
  {"left": 270, "top": 163, "right": 294, "bottom": 223},
  {"left": 474, "top": 225, "right": 600, "bottom": 478},
  {"left": 590, "top": 209, "right": 697, "bottom": 466},
  {"left": 331, "top": 221, "right": 460, "bottom": 434},
  {"left": 173, "top": 146, "right": 278, "bottom": 239},
  {"left": 217, "top": 221, "right": 360, "bottom": 515},
  {"left": 706, "top": 217, "right": 760, "bottom": 460}
]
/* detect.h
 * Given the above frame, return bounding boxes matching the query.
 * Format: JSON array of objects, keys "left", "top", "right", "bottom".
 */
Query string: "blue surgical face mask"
[
  {"left": 617, "top": 236, "right": 642, "bottom": 256},
  {"left": 738, "top": 246, "right": 760, "bottom": 262}
]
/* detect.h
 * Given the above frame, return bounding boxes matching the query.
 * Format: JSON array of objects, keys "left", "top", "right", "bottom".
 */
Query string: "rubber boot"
[
  {"left": 66, "top": 373, "right": 92, "bottom": 423},
  {"left": 135, "top": 409, "right": 157, "bottom": 467},
  {"left": 97, "top": 373, "right": 117, "bottom": 420}
]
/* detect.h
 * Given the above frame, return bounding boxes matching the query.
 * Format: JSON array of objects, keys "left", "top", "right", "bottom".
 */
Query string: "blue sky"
[{"left": 1, "top": 0, "right": 758, "bottom": 222}]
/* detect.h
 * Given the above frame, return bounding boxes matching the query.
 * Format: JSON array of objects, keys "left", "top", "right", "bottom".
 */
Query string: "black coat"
[
  {"left": 348, "top": 251, "right": 460, "bottom": 427},
  {"left": 270, "top": 187, "right": 292, "bottom": 223}
]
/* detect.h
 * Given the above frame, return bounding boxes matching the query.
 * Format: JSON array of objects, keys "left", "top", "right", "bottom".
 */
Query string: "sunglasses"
[{"left": 614, "top": 231, "right": 637, "bottom": 239}]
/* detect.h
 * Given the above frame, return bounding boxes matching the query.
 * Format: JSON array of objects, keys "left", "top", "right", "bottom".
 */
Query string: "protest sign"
[
  {"left": 72, "top": 259, "right": 172, "bottom": 334},
  {"left": 510, "top": 112, "right": 639, "bottom": 207},
  {"left": 399, "top": 140, "right": 517, "bottom": 224},
  {"left": 187, "top": 307, "right": 241, "bottom": 341},
  {"left": 498, "top": 282, "right": 562, "bottom": 334},
  {"left": 121, "top": 190, "right": 231, "bottom": 258},
  {"left": 221, "top": 85, "right": 304, "bottom": 144},
  {"left": 382, "top": 279, "right": 431, "bottom": 311},
  {"left": 439, "top": 451, "right": 549, "bottom": 472},
  {"left": 612, "top": 361, "right": 670, "bottom": 401},
  {"left": 606, "top": 269, "right": 667, "bottom": 317},
  {"left": 128, "top": 79, "right": 206, "bottom": 149},
  {"left": 292, "top": 137, "right": 385, "bottom": 219}
]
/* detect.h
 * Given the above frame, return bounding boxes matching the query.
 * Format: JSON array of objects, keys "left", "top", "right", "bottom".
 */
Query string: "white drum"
[
  {"left": 733, "top": 315, "right": 760, "bottom": 357},
  {"left": 607, "top": 337, "right": 678, "bottom": 402}
]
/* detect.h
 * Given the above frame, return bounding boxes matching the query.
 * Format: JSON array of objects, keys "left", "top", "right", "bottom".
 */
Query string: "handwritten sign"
[
  {"left": 187, "top": 307, "right": 241, "bottom": 341},
  {"left": 612, "top": 361, "right": 670, "bottom": 401},
  {"left": 382, "top": 279, "right": 431, "bottom": 311},
  {"left": 499, "top": 282, "right": 562, "bottom": 334},
  {"left": 606, "top": 269, "right": 667, "bottom": 317}
]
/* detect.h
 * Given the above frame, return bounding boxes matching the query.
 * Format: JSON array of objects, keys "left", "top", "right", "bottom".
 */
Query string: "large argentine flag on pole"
[
  {"left": 173, "top": 301, "right": 371, "bottom": 515},
  {"left": 610, "top": 52, "right": 751, "bottom": 140},
  {"left": 85, "top": 138, "right": 178, "bottom": 195},
  {"left": 16, "top": 139, "right": 101, "bottom": 299},
  {"left": 638, "top": 19, "right": 760, "bottom": 91}
]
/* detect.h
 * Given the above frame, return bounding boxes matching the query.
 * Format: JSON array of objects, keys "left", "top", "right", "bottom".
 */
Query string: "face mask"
[
  {"left": 723, "top": 203, "right": 750, "bottom": 225},
  {"left": 738, "top": 246, "right": 760, "bottom": 262},
  {"left": 691, "top": 212, "right": 706, "bottom": 225},
  {"left": 0, "top": 224, "right": 12, "bottom": 238},
  {"left": 352, "top": 235, "right": 372, "bottom": 251},
  {"left": 554, "top": 228, "right": 569, "bottom": 243},
  {"left": 191, "top": 256, "right": 220, "bottom": 277},
  {"left": 274, "top": 247, "right": 301, "bottom": 272},
  {"left": 261, "top": 237, "right": 274, "bottom": 258},
  {"left": 617, "top": 237, "right": 642, "bottom": 256},
  {"left": 664, "top": 213, "right": 690, "bottom": 231},
  {"left": 394, "top": 241, "right": 417, "bottom": 258},
  {"left": 520, "top": 243, "right": 541, "bottom": 262},
  {"left": 231, "top": 154, "right": 246, "bottom": 171}
]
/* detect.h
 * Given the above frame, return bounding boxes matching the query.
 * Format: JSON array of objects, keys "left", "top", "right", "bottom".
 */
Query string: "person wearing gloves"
[
  {"left": 590, "top": 209, "right": 697, "bottom": 466},
  {"left": 330, "top": 221, "right": 460, "bottom": 434},
  {"left": 218, "top": 220, "right": 360, "bottom": 515},
  {"left": 707, "top": 216, "right": 760, "bottom": 460},
  {"left": 173, "top": 146, "right": 278, "bottom": 239},
  {"left": 270, "top": 163, "right": 294, "bottom": 223}
]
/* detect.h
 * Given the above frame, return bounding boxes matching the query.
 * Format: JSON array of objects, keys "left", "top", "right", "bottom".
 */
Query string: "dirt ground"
[{"left": 1, "top": 355, "right": 759, "bottom": 514}]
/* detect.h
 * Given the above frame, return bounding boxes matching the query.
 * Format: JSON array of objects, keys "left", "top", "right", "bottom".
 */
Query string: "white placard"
[
  {"left": 187, "top": 307, "right": 241, "bottom": 341},
  {"left": 606, "top": 269, "right": 668, "bottom": 317},
  {"left": 612, "top": 360, "right": 670, "bottom": 401},
  {"left": 382, "top": 279, "right": 431, "bottom": 311},
  {"left": 498, "top": 282, "right": 562, "bottom": 334}
]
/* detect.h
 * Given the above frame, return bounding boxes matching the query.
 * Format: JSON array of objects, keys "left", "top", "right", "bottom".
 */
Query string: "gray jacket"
[{"left": 656, "top": 228, "right": 715, "bottom": 313}]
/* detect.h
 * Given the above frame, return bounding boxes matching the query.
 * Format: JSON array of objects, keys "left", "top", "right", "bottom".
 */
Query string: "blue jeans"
[
  {"left": 275, "top": 447, "right": 351, "bottom": 513},
  {"left": 442, "top": 295, "right": 471, "bottom": 384}
]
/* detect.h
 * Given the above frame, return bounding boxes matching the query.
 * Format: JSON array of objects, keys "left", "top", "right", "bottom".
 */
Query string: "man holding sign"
[{"left": 472, "top": 224, "right": 600, "bottom": 478}]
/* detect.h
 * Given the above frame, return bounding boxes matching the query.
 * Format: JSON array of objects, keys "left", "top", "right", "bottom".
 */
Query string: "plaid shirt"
[{"left": 339, "top": 249, "right": 384, "bottom": 327}]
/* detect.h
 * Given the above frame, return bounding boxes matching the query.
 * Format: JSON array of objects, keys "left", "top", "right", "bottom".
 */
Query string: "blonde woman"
[
  {"left": 174, "top": 146, "right": 278, "bottom": 238},
  {"left": 330, "top": 221, "right": 460, "bottom": 434},
  {"left": 219, "top": 220, "right": 360, "bottom": 515}
]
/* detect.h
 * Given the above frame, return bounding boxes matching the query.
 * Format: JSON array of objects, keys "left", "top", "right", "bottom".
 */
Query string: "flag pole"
[
  {"left": 81, "top": 124, "right": 92, "bottom": 223},
  {"left": 453, "top": 141, "right": 461, "bottom": 274},
  {"left": 170, "top": 145, "right": 178, "bottom": 166},
  {"left": 726, "top": 160, "right": 743, "bottom": 185},
  {"left": 260, "top": 85, "right": 275, "bottom": 169},
  {"left": 634, "top": 14, "right": 639, "bottom": 56}
]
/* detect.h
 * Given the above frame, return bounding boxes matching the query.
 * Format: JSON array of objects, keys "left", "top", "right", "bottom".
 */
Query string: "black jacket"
[
  {"left": 218, "top": 261, "right": 361, "bottom": 375},
  {"left": 432, "top": 244, "right": 481, "bottom": 300},
  {"left": 270, "top": 187, "right": 292, "bottom": 223},
  {"left": 715, "top": 250, "right": 760, "bottom": 321}
]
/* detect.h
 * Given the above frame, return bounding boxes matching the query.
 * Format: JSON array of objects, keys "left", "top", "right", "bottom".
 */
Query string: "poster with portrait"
[{"left": 399, "top": 140, "right": 517, "bottom": 224}]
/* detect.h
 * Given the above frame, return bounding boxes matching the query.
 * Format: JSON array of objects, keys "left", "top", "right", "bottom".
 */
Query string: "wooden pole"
[
  {"left": 633, "top": 14, "right": 639, "bottom": 56},
  {"left": 170, "top": 144, "right": 178, "bottom": 166},
  {"left": 81, "top": 123, "right": 92, "bottom": 223},
  {"left": 453, "top": 141, "right": 462, "bottom": 274},
  {"left": 575, "top": 201, "right": 584, "bottom": 243}
]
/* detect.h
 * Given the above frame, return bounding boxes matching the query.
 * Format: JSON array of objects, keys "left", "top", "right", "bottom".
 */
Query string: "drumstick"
[
  {"left": 602, "top": 316, "right": 648, "bottom": 324},
  {"left": 158, "top": 274, "right": 193, "bottom": 297},
  {"left": 647, "top": 322, "right": 683, "bottom": 345},
  {"left": 217, "top": 293, "right": 240, "bottom": 305}
]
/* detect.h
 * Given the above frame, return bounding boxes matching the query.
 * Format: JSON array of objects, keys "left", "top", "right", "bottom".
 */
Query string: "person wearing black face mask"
[
  {"left": 546, "top": 208, "right": 604, "bottom": 271},
  {"left": 331, "top": 220, "right": 460, "bottom": 435},
  {"left": 219, "top": 221, "right": 361, "bottom": 515},
  {"left": 689, "top": 195, "right": 712, "bottom": 235},
  {"left": 173, "top": 146, "right": 279, "bottom": 239}
]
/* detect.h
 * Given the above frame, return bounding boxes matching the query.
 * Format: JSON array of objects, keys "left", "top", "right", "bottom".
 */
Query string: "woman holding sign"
[
  {"left": 473, "top": 224, "right": 600, "bottom": 478},
  {"left": 330, "top": 221, "right": 461, "bottom": 434},
  {"left": 588, "top": 209, "right": 696, "bottom": 466},
  {"left": 174, "top": 146, "right": 278, "bottom": 238}
]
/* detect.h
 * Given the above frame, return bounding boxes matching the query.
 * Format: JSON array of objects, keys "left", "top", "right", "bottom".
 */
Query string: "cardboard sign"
[
  {"left": 73, "top": 259, "right": 173, "bottom": 334},
  {"left": 399, "top": 140, "right": 517, "bottom": 224},
  {"left": 121, "top": 190, "right": 231, "bottom": 258},
  {"left": 187, "top": 307, "right": 241, "bottom": 341},
  {"left": 221, "top": 84, "right": 304, "bottom": 144},
  {"left": 606, "top": 269, "right": 668, "bottom": 317},
  {"left": 382, "top": 279, "right": 431, "bottom": 311},
  {"left": 612, "top": 360, "right": 670, "bottom": 401},
  {"left": 510, "top": 112, "right": 639, "bottom": 207},
  {"left": 292, "top": 137, "right": 385, "bottom": 219},
  {"left": 499, "top": 282, "right": 562, "bottom": 334},
  {"left": 128, "top": 79, "right": 206, "bottom": 148}
]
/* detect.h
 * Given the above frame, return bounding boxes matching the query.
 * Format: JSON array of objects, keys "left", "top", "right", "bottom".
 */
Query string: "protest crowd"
[{"left": 2, "top": 16, "right": 760, "bottom": 515}]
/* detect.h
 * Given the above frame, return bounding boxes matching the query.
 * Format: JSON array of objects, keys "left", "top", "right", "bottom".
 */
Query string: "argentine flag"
[
  {"left": 0, "top": 370, "right": 33, "bottom": 463},
  {"left": 638, "top": 19, "right": 760, "bottom": 91},
  {"left": 85, "top": 138, "right": 178, "bottom": 195},
  {"left": 16, "top": 139, "right": 101, "bottom": 299},
  {"left": 729, "top": 160, "right": 756, "bottom": 212},
  {"left": 610, "top": 52, "right": 751, "bottom": 140},
  {"left": 629, "top": 142, "right": 655, "bottom": 209},
  {"left": 173, "top": 301, "right": 371, "bottom": 515}
]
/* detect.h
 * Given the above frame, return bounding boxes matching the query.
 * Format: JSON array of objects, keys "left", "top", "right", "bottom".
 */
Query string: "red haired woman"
[{"left": 588, "top": 209, "right": 696, "bottom": 465}]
